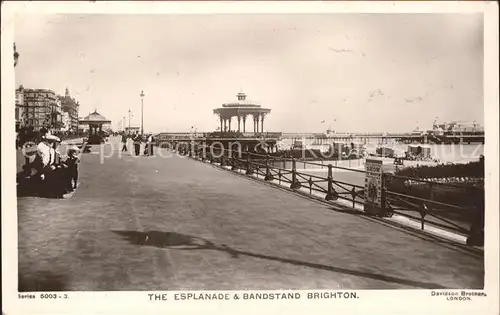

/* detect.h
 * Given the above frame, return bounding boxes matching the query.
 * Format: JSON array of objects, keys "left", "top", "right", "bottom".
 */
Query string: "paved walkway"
[{"left": 17, "top": 137, "right": 484, "bottom": 291}]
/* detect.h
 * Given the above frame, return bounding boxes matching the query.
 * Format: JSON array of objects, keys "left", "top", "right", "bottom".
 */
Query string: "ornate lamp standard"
[
  {"left": 128, "top": 109, "right": 132, "bottom": 135},
  {"left": 140, "top": 90, "right": 145, "bottom": 135}
]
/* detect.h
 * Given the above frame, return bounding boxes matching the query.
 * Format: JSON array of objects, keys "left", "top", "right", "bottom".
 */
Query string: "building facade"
[
  {"left": 15, "top": 86, "right": 25, "bottom": 131},
  {"left": 62, "top": 112, "right": 71, "bottom": 131},
  {"left": 125, "top": 126, "right": 140, "bottom": 135},
  {"left": 17, "top": 87, "right": 58, "bottom": 131},
  {"left": 60, "top": 88, "right": 80, "bottom": 132},
  {"left": 50, "top": 95, "right": 63, "bottom": 132},
  {"left": 432, "top": 120, "right": 484, "bottom": 135},
  {"left": 15, "top": 86, "right": 75, "bottom": 133}
]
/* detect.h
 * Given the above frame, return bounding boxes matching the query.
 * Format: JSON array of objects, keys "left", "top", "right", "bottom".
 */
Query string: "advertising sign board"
[{"left": 364, "top": 158, "right": 383, "bottom": 215}]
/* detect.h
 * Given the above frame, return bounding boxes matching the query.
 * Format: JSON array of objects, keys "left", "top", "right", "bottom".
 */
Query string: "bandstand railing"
[{"left": 172, "top": 142, "right": 484, "bottom": 246}]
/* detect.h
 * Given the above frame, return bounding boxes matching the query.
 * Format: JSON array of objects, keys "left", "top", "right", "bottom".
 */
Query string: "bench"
[{"left": 68, "top": 139, "right": 90, "bottom": 153}]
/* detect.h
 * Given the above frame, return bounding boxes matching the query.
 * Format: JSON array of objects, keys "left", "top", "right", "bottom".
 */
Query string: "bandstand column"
[
  {"left": 261, "top": 114, "right": 265, "bottom": 133},
  {"left": 237, "top": 115, "right": 241, "bottom": 132},
  {"left": 220, "top": 116, "right": 223, "bottom": 132},
  {"left": 228, "top": 117, "right": 232, "bottom": 132},
  {"left": 223, "top": 118, "right": 227, "bottom": 132},
  {"left": 243, "top": 115, "right": 247, "bottom": 133}
]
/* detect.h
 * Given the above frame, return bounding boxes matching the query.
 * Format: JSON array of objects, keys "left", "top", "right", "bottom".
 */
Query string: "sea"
[
  {"left": 269, "top": 139, "right": 484, "bottom": 188},
  {"left": 277, "top": 138, "right": 484, "bottom": 165}
]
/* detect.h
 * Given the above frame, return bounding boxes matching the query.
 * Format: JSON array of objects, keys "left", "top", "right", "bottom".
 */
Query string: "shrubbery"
[
  {"left": 395, "top": 159, "right": 484, "bottom": 179},
  {"left": 386, "top": 159, "right": 485, "bottom": 226}
]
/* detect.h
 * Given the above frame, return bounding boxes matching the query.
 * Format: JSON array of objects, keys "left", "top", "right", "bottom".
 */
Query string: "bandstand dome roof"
[
  {"left": 80, "top": 110, "right": 111, "bottom": 125},
  {"left": 214, "top": 92, "right": 271, "bottom": 116},
  {"left": 222, "top": 92, "right": 261, "bottom": 108}
]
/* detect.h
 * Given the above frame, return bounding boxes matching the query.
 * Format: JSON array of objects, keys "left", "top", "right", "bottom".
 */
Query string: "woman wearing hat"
[
  {"left": 31, "top": 135, "right": 54, "bottom": 197},
  {"left": 51, "top": 136, "right": 72, "bottom": 197},
  {"left": 39, "top": 134, "right": 66, "bottom": 198}
]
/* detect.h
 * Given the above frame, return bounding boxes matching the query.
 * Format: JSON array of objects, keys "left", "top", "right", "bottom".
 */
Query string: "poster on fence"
[{"left": 364, "top": 158, "right": 383, "bottom": 215}]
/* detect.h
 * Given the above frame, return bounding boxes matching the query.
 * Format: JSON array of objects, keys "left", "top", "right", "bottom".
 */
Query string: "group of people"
[
  {"left": 121, "top": 132, "right": 155, "bottom": 156},
  {"left": 16, "top": 125, "right": 84, "bottom": 149},
  {"left": 17, "top": 133, "right": 80, "bottom": 199}
]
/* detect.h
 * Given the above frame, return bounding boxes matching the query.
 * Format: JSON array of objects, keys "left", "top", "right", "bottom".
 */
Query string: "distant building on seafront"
[
  {"left": 62, "top": 112, "right": 71, "bottom": 131},
  {"left": 431, "top": 120, "right": 484, "bottom": 136},
  {"left": 15, "top": 86, "right": 62, "bottom": 132},
  {"left": 125, "top": 126, "right": 140, "bottom": 135},
  {"left": 15, "top": 85, "right": 80, "bottom": 133},
  {"left": 15, "top": 87, "right": 25, "bottom": 131},
  {"left": 59, "top": 88, "right": 80, "bottom": 132}
]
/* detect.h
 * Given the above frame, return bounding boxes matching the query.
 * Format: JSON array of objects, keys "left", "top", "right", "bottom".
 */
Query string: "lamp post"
[
  {"left": 140, "top": 90, "right": 145, "bottom": 135},
  {"left": 128, "top": 109, "right": 132, "bottom": 135}
]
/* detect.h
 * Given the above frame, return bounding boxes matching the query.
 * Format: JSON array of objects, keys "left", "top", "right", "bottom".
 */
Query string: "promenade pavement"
[{"left": 17, "top": 137, "right": 484, "bottom": 291}]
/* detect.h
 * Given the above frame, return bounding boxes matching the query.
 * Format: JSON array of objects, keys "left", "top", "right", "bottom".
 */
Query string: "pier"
[{"left": 155, "top": 131, "right": 484, "bottom": 147}]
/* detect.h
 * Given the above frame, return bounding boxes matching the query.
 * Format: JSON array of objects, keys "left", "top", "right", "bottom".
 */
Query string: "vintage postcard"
[{"left": 1, "top": 1, "right": 498, "bottom": 314}]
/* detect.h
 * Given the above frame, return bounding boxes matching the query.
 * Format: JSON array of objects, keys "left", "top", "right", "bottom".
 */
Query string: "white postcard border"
[{"left": 2, "top": 2, "right": 498, "bottom": 315}]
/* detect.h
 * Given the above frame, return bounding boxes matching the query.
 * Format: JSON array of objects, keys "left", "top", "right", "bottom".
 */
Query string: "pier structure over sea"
[{"left": 155, "top": 131, "right": 485, "bottom": 148}]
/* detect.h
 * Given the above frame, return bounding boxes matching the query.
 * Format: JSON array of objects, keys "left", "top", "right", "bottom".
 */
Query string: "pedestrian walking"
[
  {"left": 133, "top": 132, "right": 142, "bottom": 156},
  {"left": 64, "top": 146, "right": 80, "bottom": 191},
  {"left": 149, "top": 134, "right": 155, "bottom": 156},
  {"left": 144, "top": 134, "right": 154, "bottom": 156},
  {"left": 121, "top": 133, "right": 128, "bottom": 152}
]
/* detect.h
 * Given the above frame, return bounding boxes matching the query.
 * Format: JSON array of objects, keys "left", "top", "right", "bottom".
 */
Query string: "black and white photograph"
[{"left": 2, "top": 1, "right": 498, "bottom": 314}]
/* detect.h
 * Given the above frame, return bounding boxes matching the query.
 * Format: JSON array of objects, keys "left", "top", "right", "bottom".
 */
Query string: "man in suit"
[{"left": 133, "top": 132, "right": 142, "bottom": 156}]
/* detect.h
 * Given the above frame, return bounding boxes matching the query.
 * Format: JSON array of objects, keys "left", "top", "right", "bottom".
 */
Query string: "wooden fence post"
[
  {"left": 246, "top": 155, "right": 253, "bottom": 175},
  {"left": 325, "top": 164, "right": 334, "bottom": 200},
  {"left": 265, "top": 154, "right": 274, "bottom": 181},
  {"left": 290, "top": 158, "right": 301, "bottom": 189}
]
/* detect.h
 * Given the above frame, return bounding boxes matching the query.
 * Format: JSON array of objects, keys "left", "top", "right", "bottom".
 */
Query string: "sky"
[{"left": 14, "top": 13, "right": 484, "bottom": 133}]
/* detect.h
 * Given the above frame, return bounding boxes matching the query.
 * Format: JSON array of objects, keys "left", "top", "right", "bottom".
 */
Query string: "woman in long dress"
[{"left": 144, "top": 134, "right": 154, "bottom": 156}]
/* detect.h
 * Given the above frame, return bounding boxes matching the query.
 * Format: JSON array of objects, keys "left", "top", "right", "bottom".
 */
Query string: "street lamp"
[
  {"left": 128, "top": 109, "right": 132, "bottom": 135},
  {"left": 140, "top": 90, "right": 145, "bottom": 135}
]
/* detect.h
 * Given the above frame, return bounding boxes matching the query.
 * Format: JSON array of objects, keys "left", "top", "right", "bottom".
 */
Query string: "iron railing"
[
  {"left": 173, "top": 142, "right": 484, "bottom": 245},
  {"left": 383, "top": 173, "right": 484, "bottom": 237}
]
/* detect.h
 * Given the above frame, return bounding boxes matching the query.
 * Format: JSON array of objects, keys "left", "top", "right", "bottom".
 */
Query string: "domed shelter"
[
  {"left": 79, "top": 110, "right": 111, "bottom": 144},
  {"left": 213, "top": 92, "right": 271, "bottom": 133}
]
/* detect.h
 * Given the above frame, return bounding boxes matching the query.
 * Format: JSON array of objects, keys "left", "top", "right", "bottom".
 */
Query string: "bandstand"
[
  {"left": 79, "top": 110, "right": 111, "bottom": 145},
  {"left": 213, "top": 92, "right": 271, "bottom": 133}
]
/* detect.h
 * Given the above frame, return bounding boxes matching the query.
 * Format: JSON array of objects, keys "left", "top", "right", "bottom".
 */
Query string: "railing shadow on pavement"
[
  {"left": 323, "top": 202, "right": 484, "bottom": 258},
  {"left": 173, "top": 143, "right": 484, "bottom": 247},
  {"left": 112, "top": 230, "right": 452, "bottom": 289}
]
